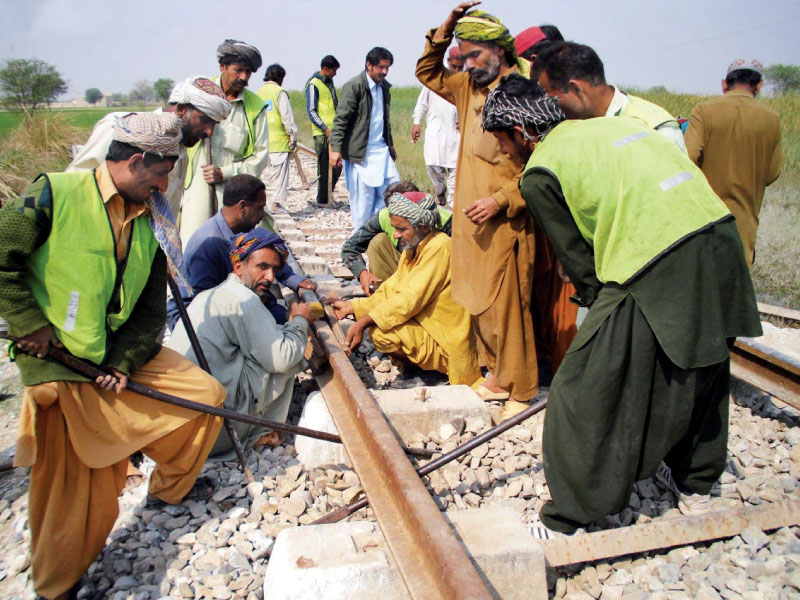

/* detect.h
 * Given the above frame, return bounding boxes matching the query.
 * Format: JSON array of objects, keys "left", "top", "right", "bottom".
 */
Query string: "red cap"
[
  {"left": 448, "top": 46, "right": 462, "bottom": 59},
  {"left": 514, "top": 26, "right": 546, "bottom": 56},
  {"left": 403, "top": 191, "right": 428, "bottom": 204}
]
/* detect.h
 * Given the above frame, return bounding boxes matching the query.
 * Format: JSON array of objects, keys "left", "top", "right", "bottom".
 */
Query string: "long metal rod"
[
  {"left": 313, "top": 398, "right": 547, "bottom": 525},
  {"left": 2, "top": 334, "right": 432, "bottom": 458},
  {"left": 167, "top": 274, "right": 254, "bottom": 483}
]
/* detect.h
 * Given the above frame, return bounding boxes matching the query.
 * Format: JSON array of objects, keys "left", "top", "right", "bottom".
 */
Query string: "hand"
[
  {"left": 389, "top": 145, "right": 397, "bottom": 161},
  {"left": 16, "top": 325, "right": 62, "bottom": 359},
  {"left": 290, "top": 302, "right": 315, "bottom": 326},
  {"left": 96, "top": 367, "right": 128, "bottom": 393},
  {"left": 329, "top": 150, "right": 342, "bottom": 168},
  {"left": 344, "top": 319, "right": 367, "bottom": 355},
  {"left": 289, "top": 137, "right": 297, "bottom": 152},
  {"left": 324, "top": 129, "right": 331, "bottom": 139},
  {"left": 443, "top": 1, "right": 481, "bottom": 34},
  {"left": 464, "top": 196, "right": 501, "bottom": 224},
  {"left": 298, "top": 279, "right": 316, "bottom": 291},
  {"left": 202, "top": 164, "right": 223, "bottom": 184},
  {"left": 358, "top": 270, "right": 382, "bottom": 296},
  {"left": 331, "top": 300, "right": 354, "bottom": 320},
  {"left": 411, "top": 125, "right": 421, "bottom": 143}
]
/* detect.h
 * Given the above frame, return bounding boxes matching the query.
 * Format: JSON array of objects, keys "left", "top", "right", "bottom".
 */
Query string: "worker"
[
  {"left": 305, "top": 55, "right": 341, "bottom": 206},
  {"left": 482, "top": 73, "right": 761, "bottom": 536},
  {"left": 333, "top": 191, "right": 481, "bottom": 386}
]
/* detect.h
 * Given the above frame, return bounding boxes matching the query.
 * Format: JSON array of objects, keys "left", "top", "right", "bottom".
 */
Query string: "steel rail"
[
  {"left": 757, "top": 302, "right": 800, "bottom": 325},
  {"left": 279, "top": 235, "right": 492, "bottom": 598},
  {"left": 730, "top": 337, "right": 800, "bottom": 410}
]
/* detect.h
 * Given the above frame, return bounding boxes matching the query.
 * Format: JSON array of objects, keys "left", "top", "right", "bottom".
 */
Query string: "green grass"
[{"left": 0, "top": 106, "right": 142, "bottom": 137}]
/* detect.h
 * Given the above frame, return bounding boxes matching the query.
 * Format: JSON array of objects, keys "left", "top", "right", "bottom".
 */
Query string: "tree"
[
  {"left": 764, "top": 64, "right": 800, "bottom": 96},
  {"left": 110, "top": 92, "right": 128, "bottom": 106},
  {"left": 0, "top": 58, "right": 68, "bottom": 115},
  {"left": 129, "top": 79, "right": 153, "bottom": 105},
  {"left": 85, "top": 87, "right": 103, "bottom": 105},
  {"left": 153, "top": 78, "right": 175, "bottom": 105}
]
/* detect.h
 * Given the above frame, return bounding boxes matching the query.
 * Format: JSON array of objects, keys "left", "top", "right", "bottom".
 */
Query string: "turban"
[
  {"left": 112, "top": 112, "right": 182, "bottom": 157},
  {"left": 455, "top": 11, "right": 517, "bottom": 59},
  {"left": 387, "top": 192, "right": 440, "bottom": 229},
  {"left": 216, "top": 39, "right": 263, "bottom": 72},
  {"left": 514, "top": 27, "right": 546, "bottom": 56},
  {"left": 229, "top": 228, "right": 288, "bottom": 267},
  {"left": 483, "top": 76, "right": 565, "bottom": 140},
  {"left": 169, "top": 76, "right": 232, "bottom": 122}
]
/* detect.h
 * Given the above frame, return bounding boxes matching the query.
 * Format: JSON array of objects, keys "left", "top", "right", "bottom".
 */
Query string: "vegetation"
[
  {"left": 129, "top": 80, "right": 154, "bottom": 106},
  {"left": 765, "top": 64, "right": 800, "bottom": 96},
  {"left": 153, "top": 78, "right": 175, "bottom": 105},
  {"left": 84, "top": 87, "right": 103, "bottom": 105},
  {"left": 2, "top": 85, "right": 797, "bottom": 307},
  {"left": 0, "top": 58, "right": 67, "bottom": 117}
]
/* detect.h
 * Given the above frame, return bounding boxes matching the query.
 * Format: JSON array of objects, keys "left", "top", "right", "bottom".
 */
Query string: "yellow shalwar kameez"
[{"left": 352, "top": 231, "right": 480, "bottom": 386}]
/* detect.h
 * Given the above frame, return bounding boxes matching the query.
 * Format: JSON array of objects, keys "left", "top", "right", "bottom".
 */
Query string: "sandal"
[{"left": 474, "top": 384, "right": 510, "bottom": 401}]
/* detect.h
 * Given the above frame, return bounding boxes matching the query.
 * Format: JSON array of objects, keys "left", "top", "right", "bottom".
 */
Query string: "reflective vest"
[
  {"left": 615, "top": 91, "right": 677, "bottom": 131},
  {"left": 257, "top": 81, "right": 290, "bottom": 153},
  {"left": 378, "top": 206, "right": 452, "bottom": 248},
  {"left": 305, "top": 75, "right": 337, "bottom": 137},
  {"left": 26, "top": 171, "right": 159, "bottom": 363},
  {"left": 184, "top": 83, "right": 266, "bottom": 189},
  {"left": 523, "top": 118, "right": 730, "bottom": 285}
]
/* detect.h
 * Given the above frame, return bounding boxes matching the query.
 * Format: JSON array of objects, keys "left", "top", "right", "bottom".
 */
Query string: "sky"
[{"left": 1, "top": 0, "right": 799, "bottom": 100}]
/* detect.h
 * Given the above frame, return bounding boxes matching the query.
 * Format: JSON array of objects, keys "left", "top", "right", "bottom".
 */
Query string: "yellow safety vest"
[{"left": 257, "top": 81, "right": 290, "bottom": 153}]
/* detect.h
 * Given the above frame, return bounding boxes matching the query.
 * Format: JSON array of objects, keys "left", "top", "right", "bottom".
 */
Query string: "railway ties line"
[{"left": 269, "top": 164, "right": 800, "bottom": 599}]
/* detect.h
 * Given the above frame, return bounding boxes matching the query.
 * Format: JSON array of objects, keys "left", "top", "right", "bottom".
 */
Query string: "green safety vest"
[
  {"left": 378, "top": 206, "right": 452, "bottom": 248},
  {"left": 523, "top": 118, "right": 730, "bottom": 285},
  {"left": 184, "top": 82, "right": 266, "bottom": 189},
  {"left": 257, "top": 81, "right": 290, "bottom": 153},
  {"left": 616, "top": 92, "right": 677, "bottom": 131},
  {"left": 26, "top": 171, "right": 159, "bottom": 364},
  {"left": 305, "top": 76, "right": 337, "bottom": 137}
]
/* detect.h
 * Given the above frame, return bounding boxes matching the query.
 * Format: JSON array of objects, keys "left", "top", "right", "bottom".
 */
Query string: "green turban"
[{"left": 454, "top": 10, "right": 529, "bottom": 76}]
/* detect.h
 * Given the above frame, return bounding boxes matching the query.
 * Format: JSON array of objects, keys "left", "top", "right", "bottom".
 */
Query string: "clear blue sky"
[{"left": 2, "top": 0, "right": 798, "bottom": 98}]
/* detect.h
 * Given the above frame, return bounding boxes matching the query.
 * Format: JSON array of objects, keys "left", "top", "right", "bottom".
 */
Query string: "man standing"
[
  {"left": 412, "top": 47, "right": 464, "bottom": 207},
  {"left": 0, "top": 113, "right": 226, "bottom": 599},
  {"left": 305, "top": 55, "right": 341, "bottom": 206},
  {"left": 169, "top": 229, "right": 314, "bottom": 456},
  {"left": 534, "top": 42, "right": 687, "bottom": 152},
  {"left": 685, "top": 59, "right": 782, "bottom": 264},
  {"left": 181, "top": 39, "right": 269, "bottom": 243},
  {"left": 333, "top": 192, "right": 480, "bottom": 386},
  {"left": 416, "top": 3, "right": 576, "bottom": 411},
  {"left": 257, "top": 64, "right": 298, "bottom": 211},
  {"left": 482, "top": 74, "right": 761, "bottom": 536},
  {"left": 330, "top": 47, "right": 399, "bottom": 229},
  {"left": 67, "top": 75, "right": 232, "bottom": 219}
]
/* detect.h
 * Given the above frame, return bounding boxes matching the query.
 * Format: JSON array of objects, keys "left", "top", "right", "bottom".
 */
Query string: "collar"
[
  {"left": 606, "top": 84, "right": 628, "bottom": 117},
  {"left": 214, "top": 210, "right": 235, "bottom": 238},
  {"left": 364, "top": 71, "right": 378, "bottom": 91},
  {"left": 724, "top": 89, "right": 756, "bottom": 99}
]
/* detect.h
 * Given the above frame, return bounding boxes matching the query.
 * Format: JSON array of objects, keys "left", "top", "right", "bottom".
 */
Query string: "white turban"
[{"left": 169, "top": 76, "right": 232, "bottom": 122}]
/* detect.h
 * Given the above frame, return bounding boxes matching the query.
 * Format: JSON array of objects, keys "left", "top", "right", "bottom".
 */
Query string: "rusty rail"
[
  {"left": 757, "top": 302, "right": 800, "bottom": 325},
  {"left": 730, "top": 336, "right": 800, "bottom": 410}
]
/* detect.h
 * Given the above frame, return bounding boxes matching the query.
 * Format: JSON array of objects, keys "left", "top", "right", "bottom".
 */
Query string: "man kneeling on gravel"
[
  {"left": 332, "top": 191, "right": 480, "bottom": 386},
  {"left": 169, "top": 229, "right": 315, "bottom": 456}
]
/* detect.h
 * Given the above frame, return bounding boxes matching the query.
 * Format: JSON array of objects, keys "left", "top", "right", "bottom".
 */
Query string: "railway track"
[{"left": 270, "top": 156, "right": 800, "bottom": 596}]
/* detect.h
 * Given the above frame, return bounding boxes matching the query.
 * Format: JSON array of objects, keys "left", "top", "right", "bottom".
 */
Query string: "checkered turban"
[
  {"left": 216, "top": 39, "right": 263, "bottom": 72},
  {"left": 483, "top": 75, "right": 565, "bottom": 140},
  {"left": 387, "top": 192, "right": 440, "bottom": 229},
  {"left": 112, "top": 112, "right": 182, "bottom": 157},
  {"left": 169, "top": 76, "right": 232, "bottom": 122}
]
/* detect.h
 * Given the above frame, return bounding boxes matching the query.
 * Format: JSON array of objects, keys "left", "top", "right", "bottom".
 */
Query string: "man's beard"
[
  {"left": 398, "top": 230, "right": 424, "bottom": 252},
  {"left": 468, "top": 54, "right": 501, "bottom": 87}
]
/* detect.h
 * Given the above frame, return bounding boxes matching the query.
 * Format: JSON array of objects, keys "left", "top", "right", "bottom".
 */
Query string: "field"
[{"left": 2, "top": 88, "right": 798, "bottom": 307}]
